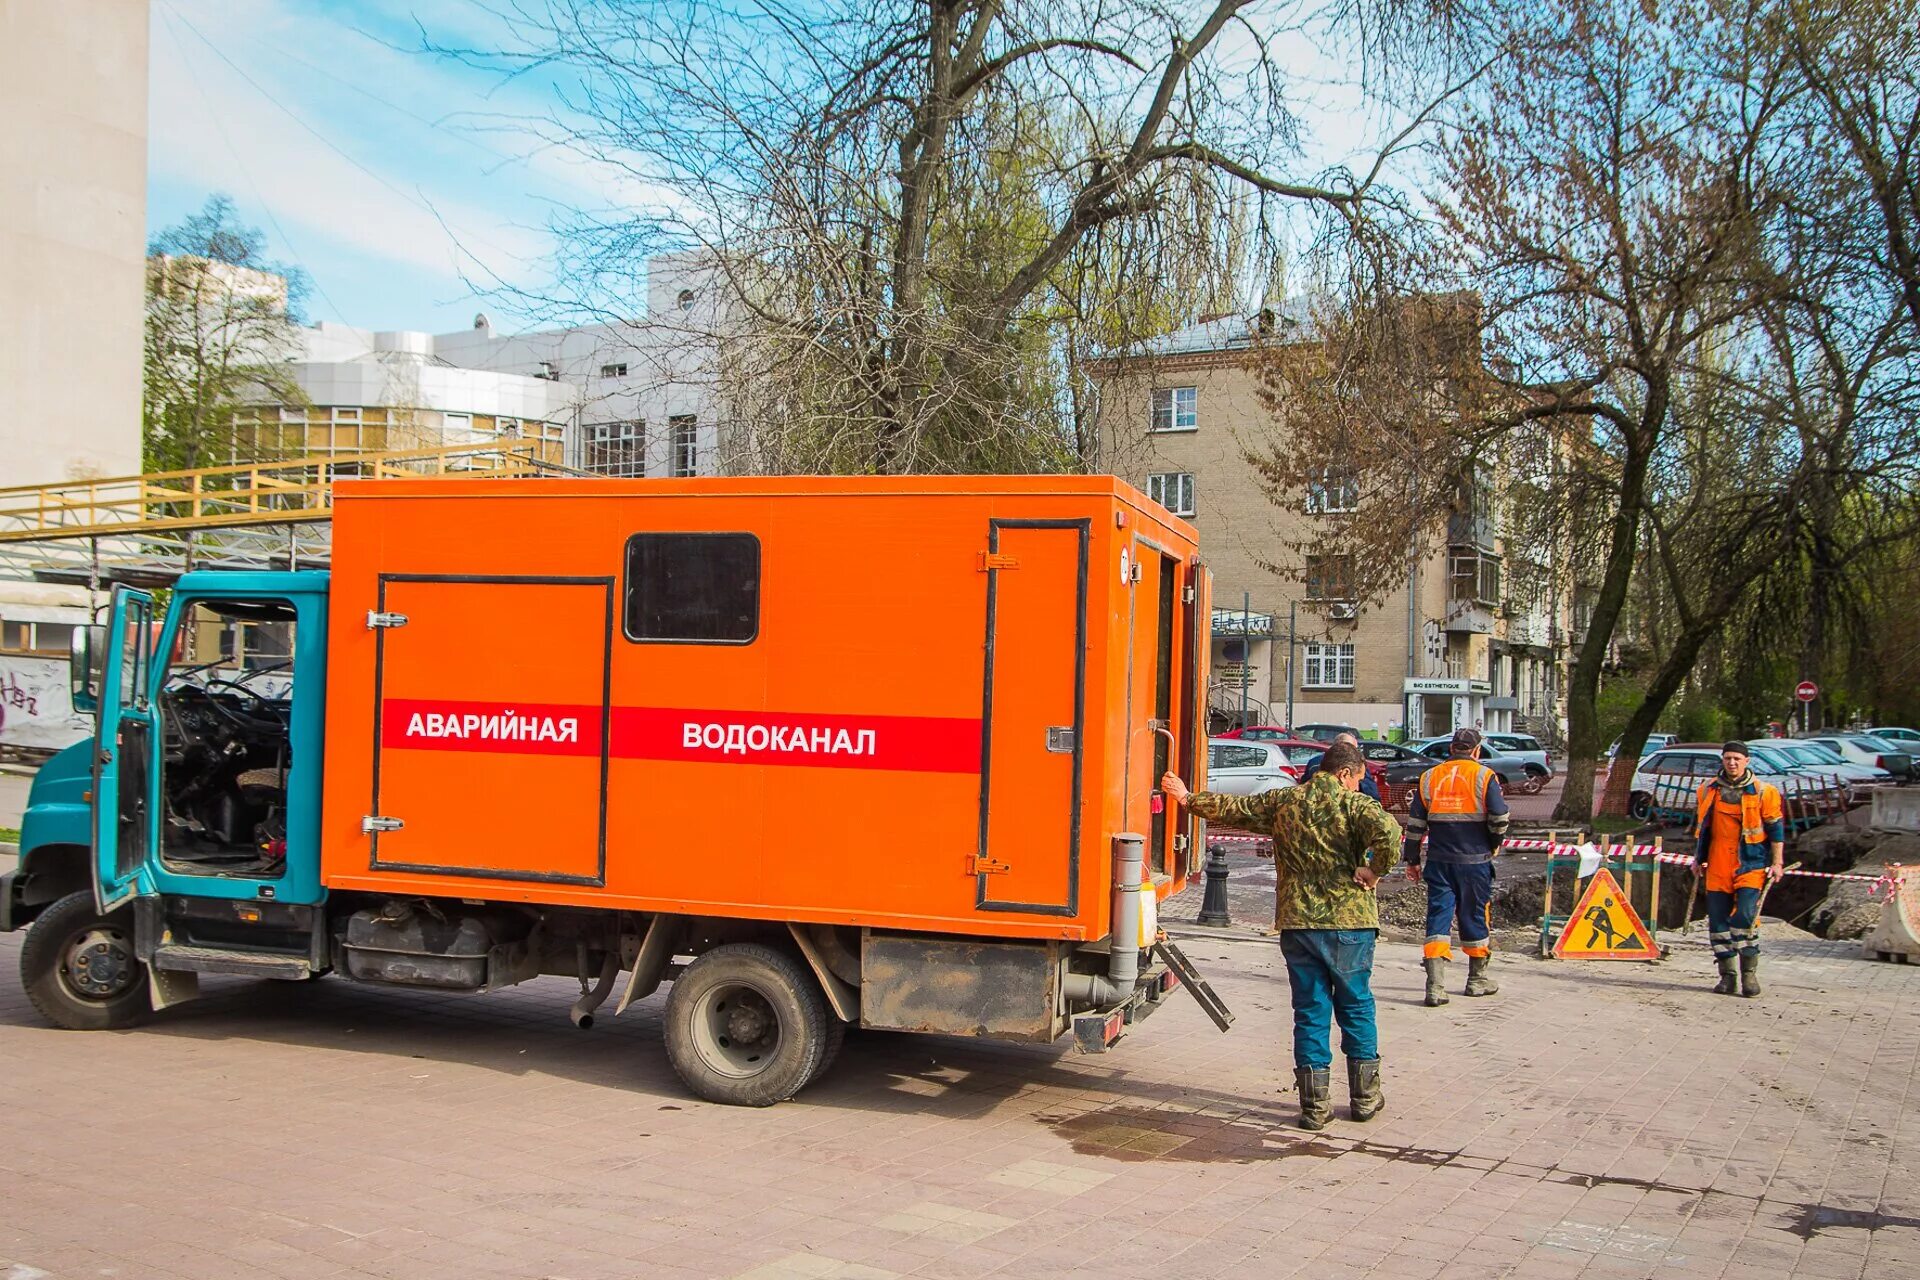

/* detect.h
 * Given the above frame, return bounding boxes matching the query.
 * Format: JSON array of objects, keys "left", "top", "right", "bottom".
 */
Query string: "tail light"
[{"left": 1877, "top": 755, "right": 1888, "bottom": 768}]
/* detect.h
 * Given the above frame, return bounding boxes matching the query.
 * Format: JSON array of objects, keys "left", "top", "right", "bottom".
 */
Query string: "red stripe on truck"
[{"left": 380, "top": 700, "right": 984, "bottom": 774}]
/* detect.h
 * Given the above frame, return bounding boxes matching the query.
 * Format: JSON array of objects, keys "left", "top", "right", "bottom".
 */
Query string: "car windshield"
[
  {"left": 1852, "top": 734, "right": 1897, "bottom": 752},
  {"left": 1745, "top": 748, "right": 1796, "bottom": 772},
  {"left": 1787, "top": 743, "right": 1846, "bottom": 765}
]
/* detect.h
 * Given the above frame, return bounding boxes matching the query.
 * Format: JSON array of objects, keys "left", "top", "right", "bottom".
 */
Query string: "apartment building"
[{"left": 1095, "top": 312, "right": 1582, "bottom": 743}]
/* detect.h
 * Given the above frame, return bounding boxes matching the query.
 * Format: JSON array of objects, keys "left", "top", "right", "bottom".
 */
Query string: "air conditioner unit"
[{"left": 1328, "top": 602, "right": 1358, "bottom": 621}]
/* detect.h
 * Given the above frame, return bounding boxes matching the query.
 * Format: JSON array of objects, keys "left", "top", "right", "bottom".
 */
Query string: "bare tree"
[
  {"left": 143, "top": 195, "right": 310, "bottom": 472},
  {"left": 430, "top": 0, "right": 1452, "bottom": 474},
  {"left": 1247, "top": 0, "right": 1788, "bottom": 820}
]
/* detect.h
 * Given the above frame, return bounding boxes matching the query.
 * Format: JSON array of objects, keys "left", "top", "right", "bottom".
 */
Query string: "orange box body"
[{"left": 320, "top": 476, "right": 1210, "bottom": 944}]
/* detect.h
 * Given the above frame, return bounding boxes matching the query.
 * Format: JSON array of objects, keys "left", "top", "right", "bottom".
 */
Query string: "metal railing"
[{"left": 0, "top": 440, "right": 576, "bottom": 545}]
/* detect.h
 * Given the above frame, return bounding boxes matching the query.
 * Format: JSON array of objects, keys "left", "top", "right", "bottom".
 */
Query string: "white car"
[
  {"left": 1800, "top": 733, "right": 1915, "bottom": 783},
  {"left": 1869, "top": 726, "right": 1920, "bottom": 745},
  {"left": 1627, "top": 746, "right": 1834, "bottom": 823},
  {"left": 1752, "top": 739, "right": 1891, "bottom": 791},
  {"left": 1205, "top": 738, "right": 1301, "bottom": 797}
]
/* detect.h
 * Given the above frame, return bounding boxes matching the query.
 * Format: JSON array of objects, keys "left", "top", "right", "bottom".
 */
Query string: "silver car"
[
  {"left": 1759, "top": 739, "right": 1892, "bottom": 790},
  {"left": 1206, "top": 738, "right": 1300, "bottom": 797},
  {"left": 1486, "top": 732, "right": 1555, "bottom": 780}
]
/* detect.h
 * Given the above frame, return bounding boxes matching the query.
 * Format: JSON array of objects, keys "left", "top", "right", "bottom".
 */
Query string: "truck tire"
[
  {"left": 663, "top": 943, "right": 829, "bottom": 1106},
  {"left": 809, "top": 1018, "right": 848, "bottom": 1086},
  {"left": 20, "top": 891, "right": 152, "bottom": 1031}
]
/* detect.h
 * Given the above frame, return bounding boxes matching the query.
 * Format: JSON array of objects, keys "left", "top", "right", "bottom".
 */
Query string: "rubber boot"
[
  {"left": 1713, "top": 956, "right": 1738, "bottom": 995},
  {"left": 1423, "top": 957, "right": 1450, "bottom": 1007},
  {"left": 1740, "top": 953, "right": 1761, "bottom": 998},
  {"left": 1464, "top": 954, "right": 1499, "bottom": 997},
  {"left": 1348, "top": 1058, "right": 1385, "bottom": 1122},
  {"left": 1295, "top": 1067, "right": 1332, "bottom": 1131}
]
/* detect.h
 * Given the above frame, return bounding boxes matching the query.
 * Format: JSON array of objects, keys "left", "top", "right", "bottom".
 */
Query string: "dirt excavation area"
[{"left": 1172, "top": 820, "right": 1920, "bottom": 954}]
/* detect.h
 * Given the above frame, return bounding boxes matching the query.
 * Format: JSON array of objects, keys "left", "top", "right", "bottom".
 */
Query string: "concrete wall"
[{"left": 0, "top": 0, "right": 148, "bottom": 486}]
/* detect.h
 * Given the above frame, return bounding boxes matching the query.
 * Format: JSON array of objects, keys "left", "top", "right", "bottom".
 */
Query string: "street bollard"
[{"left": 1197, "top": 841, "right": 1232, "bottom": 927}]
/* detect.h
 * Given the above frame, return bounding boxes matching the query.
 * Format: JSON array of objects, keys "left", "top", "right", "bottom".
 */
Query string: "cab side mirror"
[{"left": 69, "top": 624, "right": 105, "bottom": 713}]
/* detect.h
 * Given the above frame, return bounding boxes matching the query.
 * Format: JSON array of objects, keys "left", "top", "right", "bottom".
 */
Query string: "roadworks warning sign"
[{"left": 1553, "top": 868, "right": 1659, "bottom": 960}]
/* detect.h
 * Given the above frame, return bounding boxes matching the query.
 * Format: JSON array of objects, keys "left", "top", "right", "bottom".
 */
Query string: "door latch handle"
[{"left": 361, "top": 815, "right": 404, "bottom": 834}]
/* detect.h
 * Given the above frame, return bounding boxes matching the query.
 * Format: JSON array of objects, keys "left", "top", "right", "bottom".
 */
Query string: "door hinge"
[
  {"left": 1183, "top": 584, "right": 1196, "bottom": 604},
  {"left": 1174, "top": 834, "right": 1190, "bottom": 852},
  {"left": 967, "top": 854, "right": 1010, "bottom": 876},
  {"left": 977, "top": 552, "right": 1020, "bottom": 571},
  {"left": 361, "top": 815, "right": 404, "bottom": 834},
  {"left": 366, "top": 610, "right": 409, "bottom": 629}
]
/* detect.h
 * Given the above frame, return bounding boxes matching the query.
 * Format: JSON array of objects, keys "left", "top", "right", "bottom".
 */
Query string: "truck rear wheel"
[
  {"left": 663, "top": 943, "right": 829, "bottom": 1106},
  {"left": 20, "top": 891, "right": 152, "bottom": 1031}
]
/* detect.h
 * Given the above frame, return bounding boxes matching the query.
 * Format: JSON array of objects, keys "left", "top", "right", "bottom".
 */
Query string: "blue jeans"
[
  {"left": 1423, "top": 861, "right": 1495, "bottom": 959},
  {"left": 1279, "top": 929, "right": 1379, "bottom": 1069},
  {"left": 1706, "top": 887, "right": 1761, "bottom": 959}
]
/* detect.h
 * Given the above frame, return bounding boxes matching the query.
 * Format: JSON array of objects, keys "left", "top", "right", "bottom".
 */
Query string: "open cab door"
[{"left": 93, "top": 587, "right": 158, "bottom": 913}]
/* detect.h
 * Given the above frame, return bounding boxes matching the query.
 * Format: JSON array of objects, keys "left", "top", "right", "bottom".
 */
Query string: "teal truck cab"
[{"left": 4, "top": 573, "right": 329, "bottom": 1029}]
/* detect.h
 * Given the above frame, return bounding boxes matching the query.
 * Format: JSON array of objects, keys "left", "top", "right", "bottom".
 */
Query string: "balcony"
[
  {"left": 1447, "top": 510, "right": 1499, "bottom": 550},
  {"left": 1444, "top": 596, "right": 1497, "bottom": 634}
]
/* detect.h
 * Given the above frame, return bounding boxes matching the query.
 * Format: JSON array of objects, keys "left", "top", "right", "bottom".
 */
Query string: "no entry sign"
[{"left": 1795, "top": 681, "right": 1819, "bottom": 703}]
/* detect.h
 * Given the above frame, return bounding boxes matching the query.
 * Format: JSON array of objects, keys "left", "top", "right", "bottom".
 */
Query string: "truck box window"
[{"left": 624, "top": 532, "right": 760, "bottom": 643}]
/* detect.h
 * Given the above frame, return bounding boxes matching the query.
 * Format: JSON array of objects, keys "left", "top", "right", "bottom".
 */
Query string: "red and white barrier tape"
[{"left": 1206, "top": 832, "right": 1910, "bottom": 898}]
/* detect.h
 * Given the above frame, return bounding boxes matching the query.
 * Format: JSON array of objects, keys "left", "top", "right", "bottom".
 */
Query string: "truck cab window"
[
  {"left": 159, "top": 599, "right": 297, "bottom": 877},
  {"left": 624, "top": 532, "right": 759, "bottom": 643}
]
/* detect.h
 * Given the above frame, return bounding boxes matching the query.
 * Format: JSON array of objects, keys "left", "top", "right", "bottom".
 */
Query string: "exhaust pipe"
[
  {"left": 569, "top": 953, "right": 620, "bottom": 1029},
  {"left": 1065, "top": 833, "right": 1145, "bottom": 1007}
]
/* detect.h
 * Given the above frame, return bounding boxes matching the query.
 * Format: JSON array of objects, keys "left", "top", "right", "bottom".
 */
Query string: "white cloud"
[{"left": 148, "top": 0, "right": 560, "bottom": 286}]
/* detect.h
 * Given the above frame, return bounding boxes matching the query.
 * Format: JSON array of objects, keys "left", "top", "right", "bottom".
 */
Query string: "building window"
[
  {"left": 586, "top": 420, "right": 647, "bottom": 478},
  {"left": 623, "top": 533, "right": 759, "bottom": 643},
  {"left": 1305, "top": 467, "right": 1359, "bottom": 514},
  {"left": 1150, "top": 386, "right": 1198, "bottom": 432},
  {"left": 1303, "top": 642, "right": 1355, "bottom": 689},
  {"left": 600, "top": 363, "right": 628, "bottom": 378},
  {"left": 670, "top": 415, "right": 699, "bottom": 478},
  {"left": 1305, "top": 554, "right": 1354, "bottom": 601},
  {"left": 1146, "top": 471, "right": 1195, "bottom": 516},
  {"left": 1, "top": 620, "right": 77, "bottom": 656},
  {"left": 1450, "top": 553, "right": 1502, "bottom": 606}
]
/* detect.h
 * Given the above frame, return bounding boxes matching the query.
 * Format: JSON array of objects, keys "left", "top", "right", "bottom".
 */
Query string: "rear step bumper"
[
  {"left": 1070, "top": 941, "right": 1235, "bottom": 1053},
  {"left": 150, "top": 944, "right": 312, "bottom": 981}
]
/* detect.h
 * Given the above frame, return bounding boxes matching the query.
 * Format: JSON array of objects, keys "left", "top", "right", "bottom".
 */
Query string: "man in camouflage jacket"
[{"left": 1162, "top": 740, "right": 1402, "bottom": 1130}]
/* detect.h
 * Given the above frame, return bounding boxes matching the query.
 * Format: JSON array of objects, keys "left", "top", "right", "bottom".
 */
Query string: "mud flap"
[
  {"left": 1155, "top": 940, "right": 1235, "bottom": 1031},
  {"left": 148, "top": 966, "right": 200, "bottom": 1012}
]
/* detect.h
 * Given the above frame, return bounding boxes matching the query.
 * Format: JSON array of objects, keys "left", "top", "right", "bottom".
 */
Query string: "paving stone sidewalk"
[{"left": 0, "top": 899, "right": 1915, "bottom": 1280}]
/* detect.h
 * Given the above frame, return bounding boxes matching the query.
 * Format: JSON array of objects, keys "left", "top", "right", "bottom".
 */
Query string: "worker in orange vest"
[
  {"left": 1693, "top": 742, "right": 1786, "bottom": 997},
  {"left": 1402, "top": 727, "right": 1510, "bottom": 1006}
]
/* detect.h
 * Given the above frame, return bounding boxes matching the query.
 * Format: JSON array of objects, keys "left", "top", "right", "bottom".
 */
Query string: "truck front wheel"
[
  {"left": 663, "top": 943, "right": 830, "bottom": 1106},
  {"left": 20, "top": 891, "right": 152, "bottom": 1030}
]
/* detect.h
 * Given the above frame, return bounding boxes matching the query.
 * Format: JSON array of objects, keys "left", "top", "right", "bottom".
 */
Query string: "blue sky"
[{"left": 147, "top": 0, "right": 1385, "bottom": 336}]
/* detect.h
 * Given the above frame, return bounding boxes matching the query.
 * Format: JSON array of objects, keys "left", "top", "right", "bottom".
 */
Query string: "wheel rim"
[
  {"left": 689, "top": 981, "right": 783, "bottom": 1080},
  {"left": 60, "top": 925, "right": 138, "bottom": 1002}
]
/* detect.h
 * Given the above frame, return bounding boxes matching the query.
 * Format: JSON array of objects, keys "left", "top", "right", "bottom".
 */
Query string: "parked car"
[
  {"left": 1799, "top": 733, "right": 1915, "bottom": 783},
  {"left": 1410, "top": 737, "right": 1544, "bottom": 794},
  {"left": 1751, "top": 739, "right": 1893, "bottom": 792},
  {"left": 1291, "top": 722, "right": 1362, "bottom": 744},
  {"left": 1206, "top": 739, "right": 1302, "bottom": 797},
  {"left": 1355, "top": 738, "right": 1442, "bottom": 786},
  {"left": 1868, "top": 726, "right": 1920, "bottom": 746},
  {"left": 1608, "top": 732, "right": 1676, "bottom": 761},
  {"left": 1213, "top": 724, "right": 1294, "bottom": 742},
  {"left": 1207, "top": 737, "right": 1390, "bottom": 795},
  {"left": 1628, "top": 745, "right": 1842, "bottom": 823},
  {"left": 1485, "top": 732, "right": 1555, "bottom": 779}
]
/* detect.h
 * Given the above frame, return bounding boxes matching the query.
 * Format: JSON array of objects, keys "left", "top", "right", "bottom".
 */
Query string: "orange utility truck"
[{"left": 6, "top": 477, "right": 1233, "bottom": 1104}]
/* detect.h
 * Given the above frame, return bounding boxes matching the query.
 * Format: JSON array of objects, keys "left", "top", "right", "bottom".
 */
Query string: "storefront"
[{"left": 1402, "top": 675, "right": 1494, "bottom": 740}]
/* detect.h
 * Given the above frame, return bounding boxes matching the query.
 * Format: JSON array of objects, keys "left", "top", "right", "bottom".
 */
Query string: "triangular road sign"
[{"left": 1554, "top": 867, "right": 1659, "bottom": 960}]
